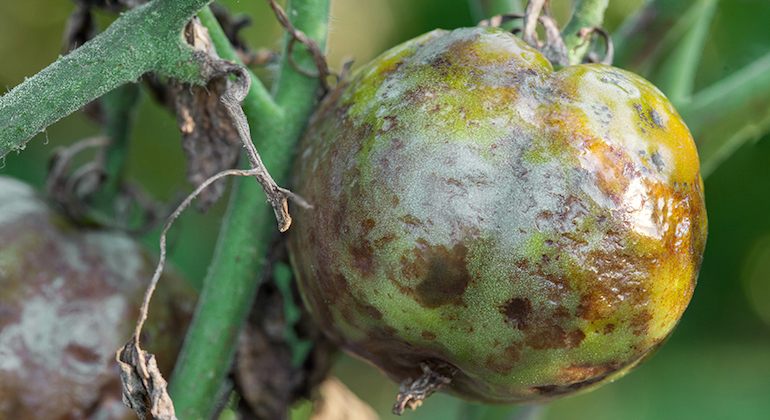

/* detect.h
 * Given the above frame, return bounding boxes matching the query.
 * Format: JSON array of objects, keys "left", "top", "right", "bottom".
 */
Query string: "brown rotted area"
[
  {"left": 398, "top": 240, "right": 472, "bottom": 308},
  {"left": 499, "top": 297, "right": 586, "bottom": 351},
  {"left": 484, "top": 345, "right": 522, "bottom": 375},
  {"left": 530, "top": 361, "right": 621, "bottom": 397}
]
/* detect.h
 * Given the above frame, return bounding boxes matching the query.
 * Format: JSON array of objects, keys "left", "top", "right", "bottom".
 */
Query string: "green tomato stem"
[
  {"left": 167, "top": 0, "right": 330, "bottom": 418},
  {"left": 562, "top": 0, "right": 610, "bottom": 65},
  {"left": 0, "top": 0, "right": 214, "bottom": 158},
  {"left": 197, "top": 6, "right": 283, "bottom": 121},
  {"left": 97, "top": 83, "right": 140, "bottom": 202}
]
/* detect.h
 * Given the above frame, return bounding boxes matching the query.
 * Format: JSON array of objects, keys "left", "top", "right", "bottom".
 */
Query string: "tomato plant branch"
[
  {"left": 0, "top": 0, "right": 215, "bottom": 158},
  {"left": 197, "top": 6, "right": 283, "bottom": 122},
  {"left": 94, "top": 84, "right": 141, "bottom": 204},
  {"left": 166, "top": 0, "right": 330, "bottom": 418},
  {"left": 562, "top": 0, "right": 609, "bottom": 65}
]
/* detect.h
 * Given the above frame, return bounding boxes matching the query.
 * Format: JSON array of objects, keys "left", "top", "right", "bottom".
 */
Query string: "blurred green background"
[{"left": 1, "top": 0, "right": 769, "bottom": 419}]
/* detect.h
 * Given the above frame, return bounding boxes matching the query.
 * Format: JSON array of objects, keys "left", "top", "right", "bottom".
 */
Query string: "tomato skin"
[
  {"left": 0, "top": 176, "right": 196, "bottom": 419},
  {"left": 288, "top": 26, "right": 706, "bottom": 403}
]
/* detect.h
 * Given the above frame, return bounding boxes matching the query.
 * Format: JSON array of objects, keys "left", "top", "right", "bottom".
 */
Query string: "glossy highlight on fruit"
[{"left": 287, "top": 26, "right": 707, "bottom": 404}]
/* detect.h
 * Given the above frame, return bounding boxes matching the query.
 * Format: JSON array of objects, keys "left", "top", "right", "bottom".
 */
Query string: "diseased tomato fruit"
[
  {"left": 0, "top": 176, "right": 197, "bottom": 419},
  {"left": 287, "top": 26, "right": 707, "bottom": 404}
]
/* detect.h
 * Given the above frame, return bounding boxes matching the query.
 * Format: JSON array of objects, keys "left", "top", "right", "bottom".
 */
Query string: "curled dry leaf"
[
  {"left": 392, "top": 364, "right": 453, "bottom": 415},
  {"left": 171, "top": 18, "right": 242, "bottom": 212},
  {"left": 171, "top": 75, "right": 242, "bottom": 212},
  {"left": 116, "top": 341, "right": 177, "bottom": 420}
]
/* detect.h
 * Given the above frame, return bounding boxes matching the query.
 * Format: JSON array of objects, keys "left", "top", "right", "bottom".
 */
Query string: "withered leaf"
[
  {"left": 169, "top": 18, "right": 242, "bottom": 213},
  {"left": 117, "top": 340, "right": 178, "bottom": 420},
  {"left": 171, "top": 75, "right": 242, "bottom": 213},
  {"left": 235, "top": 275, "right": 337, "bottom": 420}
]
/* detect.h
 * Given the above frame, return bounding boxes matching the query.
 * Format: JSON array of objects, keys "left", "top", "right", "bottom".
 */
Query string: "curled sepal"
[{"left": 392, "top": 363, "right": 454, "bottom": 415}]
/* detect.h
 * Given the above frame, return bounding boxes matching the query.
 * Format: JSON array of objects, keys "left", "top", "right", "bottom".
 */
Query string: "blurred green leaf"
[
  {"left": 680, "top": 51, "right": 770, "bottom": 178},
  {"left": 460, "top": 403, "right": 545, "bottom": 420},
  {"left": 653, "top": 0, "right": 717, "bottom": 107}
]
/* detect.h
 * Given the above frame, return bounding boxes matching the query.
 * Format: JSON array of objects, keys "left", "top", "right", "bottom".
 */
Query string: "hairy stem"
[
  {"left": 98, "top": 83, "right": 141, "bottom": 200},
  {"left": 562, "top": 0, "right": 610, "bottom": 65},
  {"left": 0, "top": 0, "right": 214, "bottom": 158},
  {"left": 197, "top": 6, "right": 283, "bottom": 121},
  {"left": 167, "top": 0, "right": 330, "bottom": 418}
]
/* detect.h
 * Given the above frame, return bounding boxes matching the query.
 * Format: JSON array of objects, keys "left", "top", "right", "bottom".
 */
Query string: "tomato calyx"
[{"left": 478, "top": 0, "right": 613, "bottom": 67}]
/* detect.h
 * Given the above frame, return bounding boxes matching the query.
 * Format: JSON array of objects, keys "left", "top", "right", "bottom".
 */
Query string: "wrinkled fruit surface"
[
  {"left": 0, "top": 176, "right": 197, "bottom": 419},
  {"left": 288, "top": 27, "right": 707, "bottom": 404}
]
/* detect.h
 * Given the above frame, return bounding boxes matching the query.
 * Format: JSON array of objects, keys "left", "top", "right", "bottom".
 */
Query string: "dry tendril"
[
  {"left": 266, "top": 0, "right": 336, "bottom": 93},
  {"left": 117, "top": 17, "right": 311, "bottom": 418}
]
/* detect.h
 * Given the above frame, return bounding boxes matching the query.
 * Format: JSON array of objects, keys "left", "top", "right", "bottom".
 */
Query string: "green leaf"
[
  {"left": 459, "top": 403, "right": 546, "bottom": 420},
  {"left": 679, "top": 51, "right": 770, "bottom": 178},
  {"left": 468, "top": 0, "right": 524, "bottom": 22},
  {"left": 653, "top": 0, "right": 718, "bottom": 107}
]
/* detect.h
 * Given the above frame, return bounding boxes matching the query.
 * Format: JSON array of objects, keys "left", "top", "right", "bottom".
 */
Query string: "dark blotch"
[
  {"left": 531, "top": 385, "right": 558, "bottom": 394},
  {"left": 484, "top": 345, "right": 521, "bottom": 375},
  {"left": 603, "top": 323, "right": 616, "bottom": 334},
  {"left": 422, "top": 331, "right": 437, "bottom": 340},
  {"left": 363, "top": 304, "right": 383, "bottom": 320},
  {"left": 348, "top": 218, "right": 377, "bottom": 276},
  {"left": 410, "top": 243, "right": 471, "bottom": 308},
  {"left": 631, "top": 309, "right": 653, "bottom": 337},
  {"left": 525, "top": 326, "right": 585, "bottom": 350},
  {"left": 65, "top": 343, "right": 100, "bottom": 364},
  {"left": 500, "top": 297, "right": 531, "bottom": 329},
  {"left": 651, "top": 152, "right": 665, "bottom": 172},
  {"left": 349, "top": 243, "right": 375, "bottom": 276}
]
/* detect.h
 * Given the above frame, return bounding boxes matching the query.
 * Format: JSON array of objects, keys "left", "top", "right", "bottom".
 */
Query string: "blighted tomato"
[
  {"left": 0, "top": 176, "right": 197, "bottom": 419},
  {"left": 287, "top": 26, "right": 707, "bottom": 404}
]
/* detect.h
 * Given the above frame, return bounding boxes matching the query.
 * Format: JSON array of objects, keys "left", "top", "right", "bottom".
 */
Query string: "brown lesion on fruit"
[
  {"left": 525, "top": 325, "right": 585, "bottom": 350},
  {"left": 347, "top": 217, "right": 377, "bottom": 278},
  {"left": 484, "top": 345, "right": 522, "bottom": 375},
  {"left": 422, "top": 331, "right": 437, "bottom": 340},
  {"left": 499, "top": 297, "right": 585, "bottom": 350},
  {"left": 530, "top": 361, "right": 621, "bottom": 396},
  {"left": 500, "top": 297, "right": 531, "bottom": 329},
  {"left": 398, "top": 241, "right": 471, "bottom": 308},
  {"left": 630, "top": 309, "right": 653, "bottom": 337},
  {"left": 376, "top": 115, "right": 398, "bottom": 136},
  {"left": 399, "top": 214, "right": 423, "bottom": 227}
]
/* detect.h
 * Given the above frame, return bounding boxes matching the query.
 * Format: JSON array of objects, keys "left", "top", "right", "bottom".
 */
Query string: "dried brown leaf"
[
  {"left": 117, "top": 340, "right": 178, "bottom": 420},
  {"left": 169, "top": 19, "right": 242, "bottom": 212},
  {"left": 171, "top": 76, "right": 242, "bottom": 212},
  {"left": 235, "top": 277, "right": 338, "bottom": 420}
]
